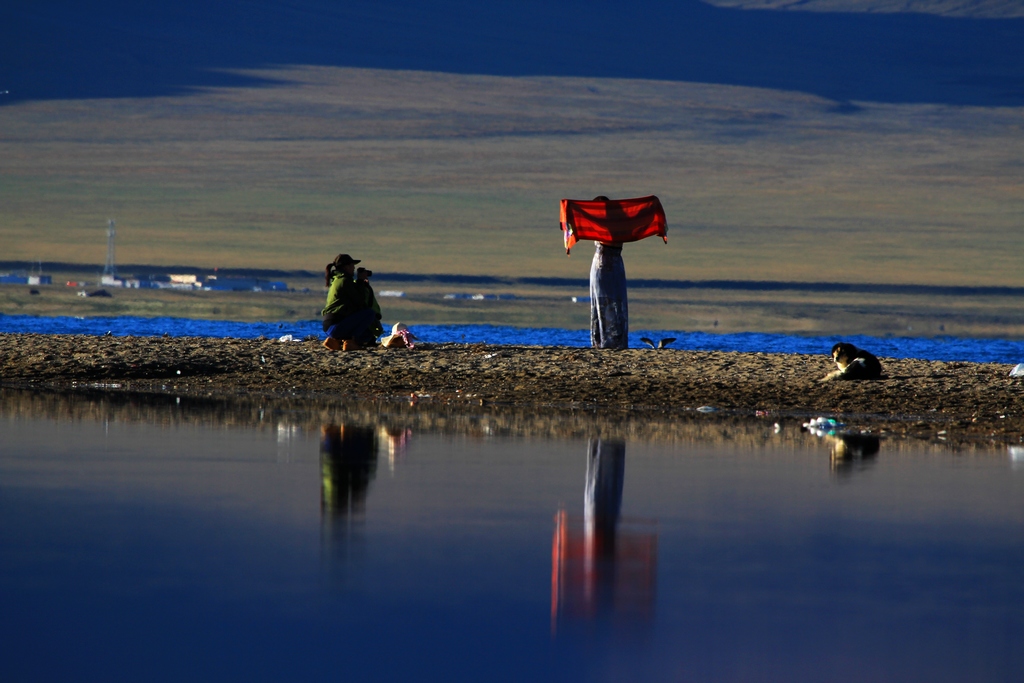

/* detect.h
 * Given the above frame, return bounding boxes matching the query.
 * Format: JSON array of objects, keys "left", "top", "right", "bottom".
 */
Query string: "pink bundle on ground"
[{"left": 382, "top": 322, "right": 417, "bottom": 348}]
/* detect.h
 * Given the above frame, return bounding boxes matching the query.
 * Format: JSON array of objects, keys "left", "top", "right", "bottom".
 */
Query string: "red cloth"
[{"left": 559, "top": 195, "right": 667, "bottom": 255}]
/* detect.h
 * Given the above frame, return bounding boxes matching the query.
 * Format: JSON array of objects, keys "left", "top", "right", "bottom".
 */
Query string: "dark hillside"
[{"left": 3, "top": 0, "right": 1022, "bottom": 105}]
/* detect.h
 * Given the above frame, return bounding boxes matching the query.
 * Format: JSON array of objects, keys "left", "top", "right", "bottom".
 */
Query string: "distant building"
[
  {"left": 443, "top": 292, "right": 516, "bottom": 300},
  {"left": 132, "top": 275, "right": 168, "bottom": 289},
  {"left": 169, "top": 274, "right": 199, "bottom": 285},
  {"left": 6, "top": 269, "right": 287, "bottom": 292},
  {"left": 0, "top": 273, "right": 52, "bottom": 285},
  {"left": 203, "top": 276, "right": 287, "bottom": 292}
]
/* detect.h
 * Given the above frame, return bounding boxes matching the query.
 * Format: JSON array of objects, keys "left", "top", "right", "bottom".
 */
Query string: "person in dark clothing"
[
  {"left": 356, "top": 267, "right": 385, "bottom": 340},
  {"left": 322, "top": 253, "right": 380, "bottom": 350},
  {"left": 589, "top": 197, "right": 629, "bottom": 349}
]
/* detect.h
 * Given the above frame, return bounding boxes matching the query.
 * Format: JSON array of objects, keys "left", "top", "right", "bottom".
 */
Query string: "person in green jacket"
[
  {"left": 322, "top": 253, "right": 380, "bottom": 350},
  {"left": 356, "top": 267, "right": 385, "bottom": 340}
]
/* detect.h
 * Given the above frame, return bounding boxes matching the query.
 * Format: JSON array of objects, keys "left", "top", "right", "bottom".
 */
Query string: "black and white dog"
[{"left": 822, "top": 342, "right": 884, "bottom": 381}]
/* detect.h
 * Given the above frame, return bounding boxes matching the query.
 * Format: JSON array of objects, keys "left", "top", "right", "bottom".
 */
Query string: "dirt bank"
[{"left": 1, "top": 333, "right": 1022, "bottom": 443}]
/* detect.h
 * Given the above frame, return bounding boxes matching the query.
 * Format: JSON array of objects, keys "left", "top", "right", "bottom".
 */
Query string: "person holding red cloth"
[{"left": 560, "top": 196, "right": 667, "bottom": 349}]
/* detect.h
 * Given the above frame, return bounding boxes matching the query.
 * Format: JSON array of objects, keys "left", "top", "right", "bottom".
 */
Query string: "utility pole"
[{"left": 103, "top": 219, "right": 116, "bottom": 277}]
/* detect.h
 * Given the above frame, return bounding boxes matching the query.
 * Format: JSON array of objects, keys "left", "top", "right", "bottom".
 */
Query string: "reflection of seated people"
[
  {"left": 828, "top": 434, "right": 880, "bottom": 475},
  {"left": 320, "top": 424, "right": 379, "bottom": 517},
  {"left": 377, "top": 425, "right": 412, "bottom": 473},
  {"left": 552, "top": 439, "right": 657, "bottom": 631}
]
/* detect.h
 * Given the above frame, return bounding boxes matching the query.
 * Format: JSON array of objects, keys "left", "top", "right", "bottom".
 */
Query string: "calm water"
[
  {"left": 3, "top": 313, "right": 1024, "bottom": 363},
  {"left": 1, "top": 392, "right": 1022, "bottom": 682}
]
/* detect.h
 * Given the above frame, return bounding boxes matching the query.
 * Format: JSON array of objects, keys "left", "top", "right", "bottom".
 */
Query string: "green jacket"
[
  {"left": 322, "top": 274, "right": 364, "bottom": 319},
  {"left": 323, "top": 275, "right": 384, "bottom": 338}
]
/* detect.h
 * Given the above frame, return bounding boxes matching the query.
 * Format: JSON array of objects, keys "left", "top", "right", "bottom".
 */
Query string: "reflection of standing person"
[
  {"left": 585, "top": 438, "right": 626, "bottom": 556},
  {"left": 551, "top": 437, "right": 656, "bottom": 632}
]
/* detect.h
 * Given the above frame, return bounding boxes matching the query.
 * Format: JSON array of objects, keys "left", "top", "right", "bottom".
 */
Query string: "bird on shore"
[{"left": 640, "top": 337, "right": 676, "bottom": 349}]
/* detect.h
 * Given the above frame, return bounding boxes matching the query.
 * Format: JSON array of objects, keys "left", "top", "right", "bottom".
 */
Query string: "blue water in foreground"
[
  {"left": 3, "top": 398, "right": 1023, "bottom": 682},
  {"left": 2, "top": 313, "right": 1023, "bottom": 364}
]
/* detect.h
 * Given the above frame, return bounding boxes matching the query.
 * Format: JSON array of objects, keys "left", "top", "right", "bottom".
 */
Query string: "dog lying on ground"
[{"left": 822, "top": 342, "right": 884, "bottom": 381}]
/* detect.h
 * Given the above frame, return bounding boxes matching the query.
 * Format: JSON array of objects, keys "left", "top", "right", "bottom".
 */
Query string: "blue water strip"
[{"left": 0, "top": 314, "right": 1022, "bottom": 364}]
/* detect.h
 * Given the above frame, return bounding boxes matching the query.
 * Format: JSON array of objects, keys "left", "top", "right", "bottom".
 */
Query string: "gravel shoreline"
[{"left": 1, "top": 333, "right": 1022, "bottom": 443}]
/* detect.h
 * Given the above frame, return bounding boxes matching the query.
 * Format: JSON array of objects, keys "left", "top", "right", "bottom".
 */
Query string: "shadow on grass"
[{"left": 3, "top": 0, "right": 1023, "bottom": 106}]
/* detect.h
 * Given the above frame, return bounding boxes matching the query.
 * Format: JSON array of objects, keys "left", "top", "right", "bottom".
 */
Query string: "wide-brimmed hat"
[
  {"left": 335, "top": 254, "right": 360, "bottom": 267},
  {"left": 381, "top": 322, "right": 417, "bottom": 348}
]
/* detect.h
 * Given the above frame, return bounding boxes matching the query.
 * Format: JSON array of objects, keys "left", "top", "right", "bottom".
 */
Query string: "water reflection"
[
  {"left": 1011, "top": 446, "right": 1024, "bottom": 470},
  {"left": 827, "top": 434, "right": 881, "bottom": 477},
  {"left": 0, "top": 387, "right": 1000, "bottom": 456},
  {"left": 378, "top": 424, "right": 412, "bottom": 474},
  {"left": 552, "top": 439, "right": 657, "bottom": 634},
  {"left": 2, "top": 389, "right": 1022, "bottom": 680},
  {"left": 320, "top": 425, "right": 379, "bottom": 520},
  {"left": 319, "top": 423, "right": 415, "bottom": 568}
]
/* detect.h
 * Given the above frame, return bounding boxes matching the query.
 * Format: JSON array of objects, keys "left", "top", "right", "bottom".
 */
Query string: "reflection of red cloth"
[
  {"left": 560, "top": 195, "right": 668, "bottom": 255},
  {"left": 550, "top": 510, "right": 658, "bottom": 631}
]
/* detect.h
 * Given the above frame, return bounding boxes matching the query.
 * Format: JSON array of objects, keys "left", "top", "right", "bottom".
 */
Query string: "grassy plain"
[{"left": 2, "top": 65, "right": 1022, "bottom": 334}]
